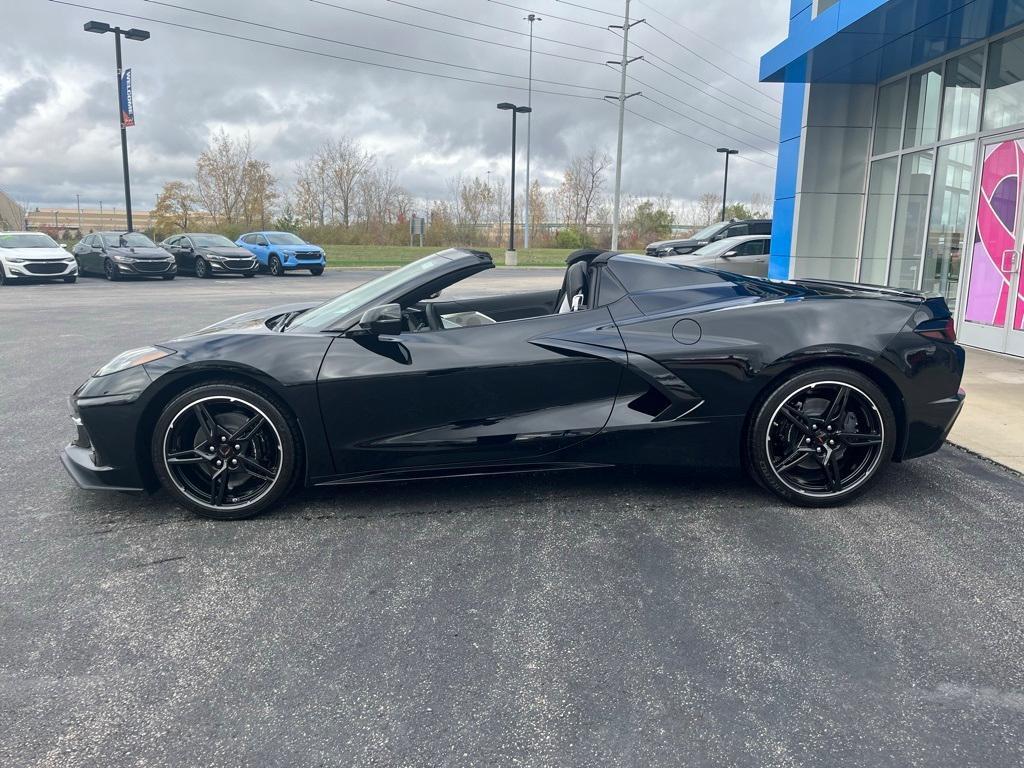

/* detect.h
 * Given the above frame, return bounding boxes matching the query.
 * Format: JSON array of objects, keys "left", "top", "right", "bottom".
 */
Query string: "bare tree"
[
  {"left": 241, "top": 159, "right": 277, "bottom": 229},
  {"left": 293, "top": 146, "right": 333, "bottom": 226},
  {"left": 327, "top": 136, "right": 374, "bottom": 227},
  {"left": 557, "top": 148, "right": 611, "bottom": 234},
  {"left": 153, "top": 180, "right": 198, "bottom": 235},
  {"left": 194, "top": 129, "right": 251, "bottom": 225},
  {"left": 694, "top": 192, "right": 723, "bottom": 226}
]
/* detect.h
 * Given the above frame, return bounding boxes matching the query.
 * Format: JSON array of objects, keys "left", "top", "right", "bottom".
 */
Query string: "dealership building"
[{"left": 761, "top": 0, "right": 1024, "bottom": 357}]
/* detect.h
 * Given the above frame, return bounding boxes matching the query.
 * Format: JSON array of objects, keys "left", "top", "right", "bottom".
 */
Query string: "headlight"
[
  {"left": 7, "top": 257, "right": 27, "bottom": 263},
  {"left": 112, "top": 254, "right": 135, "bottom": 263},
  {"left": 95, "top": 346, "right": 174, "bottom": 377}
]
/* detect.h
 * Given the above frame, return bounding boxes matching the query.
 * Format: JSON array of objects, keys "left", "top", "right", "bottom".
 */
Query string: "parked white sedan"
[{"left": 0, "top": 231, "right": 78, "bottom": 284}]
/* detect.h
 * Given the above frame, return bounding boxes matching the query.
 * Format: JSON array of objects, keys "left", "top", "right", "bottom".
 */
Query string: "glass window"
[
  {"left": 860, "top": 158, "right": 899, "bottom": 284},
  {"left": 0, "top": 232, "right": 59, "bottom": 248},
  {"left": 725, "top": 224, "right": 749, "bottom": 237},
  {"left": 983, "top": 30, "right": 1024, "bottom": 131},
  {"left": 940, "top": 49, "right": 983, "bottom": 139},
  {"left": 924, "top": 141, "right": 975, "bottom": 309},
  {"left": 266, "top": 232, "right": 305, "bottom": 245},
  {"left": 192, "top": 234, "right": 236, "bottom": 247},
  {"left": 816, "top": 0, "right": 839, "bottom": 14},
  {"left": 888, "top": 150, "right": 935, "bottom": 289},
  {"left": 903, "top": 66, "right": 942, "bottom": 148},
  {"left": 873, "top": 79, "right": 906, "bottom": 155}
]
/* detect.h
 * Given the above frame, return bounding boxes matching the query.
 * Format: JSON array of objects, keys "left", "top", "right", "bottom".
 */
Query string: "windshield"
[
  {"left": 192, "top": 234, "right": 236, "bottom": 247},
  {"left": 288, "top": 252, "right": 454, "bottom": 332},
  {"left": 0, "top": 233, "right": 59, "bottom": 249},
  {"left": 687, "top": 222, "right": 726, "bottom": 241},
  {"left": 266, "top": 232, "right": 305, "bottom": 245},
  {"left": 102, "top": 232, "right": 156, "bottom": 247}
]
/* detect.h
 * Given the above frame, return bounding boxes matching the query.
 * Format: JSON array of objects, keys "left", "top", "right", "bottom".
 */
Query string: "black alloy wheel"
[
  {"left": 269, "top": 255, "right": 284, "bottom": 276},
  {"left": 104, "top": 259, "right": 121, "bottom": 281},
  {"left": 194, "top": 257, "right": 210, "bottom": 279},
  {"left": 748, "top": 367, "right": 895, "bottom": 506},
  {"left": 310, "top": 266, "right": 324, "bottom": 276},
  {"left": 152, "top": 383, "right": 299, "bottom": 519}
]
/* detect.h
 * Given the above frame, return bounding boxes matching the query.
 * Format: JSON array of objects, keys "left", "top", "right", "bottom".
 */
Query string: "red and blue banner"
[{"left": 119, "top": 68, "right": 135, "bottom": 128}]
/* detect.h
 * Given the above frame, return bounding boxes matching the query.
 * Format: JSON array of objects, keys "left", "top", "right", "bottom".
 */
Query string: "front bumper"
[
  {"left": 61, "top": 442, "right": 144, "bottom": 492},
  {"left": 5, "top": 259, "right": 78, "bottom": 278},
  {"left": 209, "top": 257, "right": 258, "bottom": 273},
  {"left": 116, "top": 259, "right": 177, "bottom": 276},
  {"left": 282, "top": 254, "right": 326, "bottom": 269}
]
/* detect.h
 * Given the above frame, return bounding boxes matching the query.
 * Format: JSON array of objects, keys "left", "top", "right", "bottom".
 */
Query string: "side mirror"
[
  {"left": 60, "top": 243, "right": 68, "bottom": 249},
  {"left": 356, "top": 303, "right": 402, "bottom": 336},
  {"left": 723, "top": 250, "right": 738, "bottom": 257}
]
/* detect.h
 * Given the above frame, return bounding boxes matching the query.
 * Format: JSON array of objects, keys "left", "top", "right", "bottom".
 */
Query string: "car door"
[
  {"left": 81, "top": 234, "right": 101, "bottom": 273},
  {"left": 719, "top": 238, "right": 769, "bottom": 276},
  {"left": 178, "top": 236, "right": 196, "bottom": 271},
  {"left": 251, "top": 234, "right": 269, "bottom": 265},
  {"left": 316, "top": 305, "right": 626, "bottom": 480}
]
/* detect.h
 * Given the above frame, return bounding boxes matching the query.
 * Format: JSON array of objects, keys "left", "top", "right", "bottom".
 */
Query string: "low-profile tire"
[
  {"left": 151, "top": 382, "right": 301, "bottom": 520},
  {"left": 63, "top": 275, "right": 77, "bottom": 284},
  {"left": 309, "top": 266, "right": 324, "bottom": 276},
  {"left": 269, "top": 255, "right": 284, "bottom": 276},
  {"left": 746, "top": 367, "right": 895, "bottom": 507},
  {"left": 104, "top": 259, "right": 121, "bottom": 281},
  {"left": 194, "top": 257, "right": 210, "bottom": 279}
]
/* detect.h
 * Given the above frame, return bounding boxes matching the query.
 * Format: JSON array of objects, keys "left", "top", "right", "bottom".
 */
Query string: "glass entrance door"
[{"left": 961, "top": 136, "right": 1024, "bottom": 356}]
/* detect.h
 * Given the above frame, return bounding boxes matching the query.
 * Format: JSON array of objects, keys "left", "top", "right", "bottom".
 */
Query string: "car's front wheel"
[
  {"left": 269, "top": 255, "right": 284, "bottom": 276},
  {"left": 151, "top": 383, "right": 301, "bottom": 519},
  {"left": 104, "top": 259, "right": 121, "bottom": 281},
  {"left": 63, "top": 275, "right": 77, "bottom": 284},
  {"left": 746, "top": 367, "right": 895, "bottom": 507},
  {"left": 194, "top": 257, "right": 210, "bottom": 278},
  {"left": 309, "top": 266, "right": 324, "bottom": 276}
]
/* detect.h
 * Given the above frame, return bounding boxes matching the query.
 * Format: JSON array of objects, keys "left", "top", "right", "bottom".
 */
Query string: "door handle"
[{"left": 1001, "top": 249, "right": 1020, "bottom": 273}]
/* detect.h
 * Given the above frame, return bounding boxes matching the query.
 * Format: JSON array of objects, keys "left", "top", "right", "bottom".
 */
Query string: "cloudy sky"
[{"left": 0, "top": 0, "right": 788, "bottom": 214}]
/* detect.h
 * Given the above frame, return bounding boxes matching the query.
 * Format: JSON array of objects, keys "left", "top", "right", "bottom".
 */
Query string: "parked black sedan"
[
  {"left": 61, "top": 248, "right": 966, "bottom": 520},
  {"left": 72, "top": 231, "right": 176, "bottom": 280},
  {"left": 160, "top": 233, "right": 258, "bottom": 278}
]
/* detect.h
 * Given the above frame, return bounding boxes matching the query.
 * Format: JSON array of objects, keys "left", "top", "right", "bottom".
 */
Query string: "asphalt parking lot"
[{"left": 2, "top": 270, "right": 1024, "bottom": 767}]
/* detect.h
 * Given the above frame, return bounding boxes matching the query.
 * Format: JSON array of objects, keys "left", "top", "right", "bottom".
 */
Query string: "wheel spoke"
[
  {"left": 774, "top": 446, "right": 812, "bottom": 473},
  {"left": 240, "top": 456, "right": 276, "bottom": 482},
  {"left": 820, "top": 453, "right": 843, "bottom": 492},
  {"left": 824, "top": 385, "right": 850, "bottom": 424},
  {"left": 229, "top": 414, "right": 265, "bottom": 443},
  {"left": 193, "top": 403, "right": 220, "bottom": 439},
  {"left": 167, "top": 447, "right": 207, "bottom": 464},
  {"left": 779, "top": 405, "right": 814, "bottom": 436},
  {"left": 839, "top": 432, "right": 882, "bottom": 447},
  {"left": 210, "top": 466, "right": 229, "bottom": 505}
]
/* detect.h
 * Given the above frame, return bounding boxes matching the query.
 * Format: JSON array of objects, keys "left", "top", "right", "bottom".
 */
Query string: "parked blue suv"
[{"left": 235, "top": 231, "right": 327, "bottom": 276}]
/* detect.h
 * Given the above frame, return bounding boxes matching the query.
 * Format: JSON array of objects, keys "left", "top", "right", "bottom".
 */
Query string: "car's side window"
[
  {"left": 256, "top": 235, "right": 268, "bottom": 246},
  {"left": 727, "top": 224, "right": 749, "bottom": 237},
  {"left": 182, "top": 237, "right": 193, "bottom": 249},
  {"left": 166, "top": 236, "right": 179, "bottom": 247},
  {"left": 750, "top": 222, "right": 772, "bottom": 235}
]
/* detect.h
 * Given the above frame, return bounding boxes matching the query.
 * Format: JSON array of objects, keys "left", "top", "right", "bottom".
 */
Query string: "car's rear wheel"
[
  {"left": 194, "top": 257, "right": 210, "bottom": 278},
  {"left": 151, "top": 383, "right": 300, "bottom": 519},
  {"left": 309, "top": 266, "right": 324, "bottom": 276},
  {"left": 747, "top": 367, "right": 895, "bottom": 507},
  {"left": 104, "top": 259, "right": 121, "bottom": 281},
  {"left": 269, "top": 255, "right": 284, "bottom": 276}
]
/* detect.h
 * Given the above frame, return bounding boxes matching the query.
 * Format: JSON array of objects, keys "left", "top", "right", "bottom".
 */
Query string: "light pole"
[
  {"left": 84, "top": 21, "right": 150, "bottom": 232},
  {"left": 716, "top": 147, "right": 738, "bottom": 222},
  {"left": 523, "top": 13, "right": 540, "bottom": 251},
  {"left": 497, "top": 102, "right": 531, "bottom": 266}
]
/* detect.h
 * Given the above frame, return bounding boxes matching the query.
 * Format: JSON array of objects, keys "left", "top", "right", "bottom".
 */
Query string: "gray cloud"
[{"left": 0, "top": 0, "right": 787, "bottom": 212}]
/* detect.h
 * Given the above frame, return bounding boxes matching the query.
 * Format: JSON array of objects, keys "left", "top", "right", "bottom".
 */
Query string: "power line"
[
  {"left": 142, "top": 0, "right": 611, "bottom": 94},
  {"left": 49, "top": 0, "right": 607, "bottom": 100},
  {"left": 639, "top": 94, "right": 776, "bottom": 157},
  {"left": 385, "top": 0, "right": 621, "bottom": 56},
  {"left": 634, "top": 0, "right": 759, "bottom": 68},
  {"left": 555, "top": 0, "right": 620, "bottom": 15},
  {"left": 310, "top": 0, "right": 604, "bottom": 65},
  {"left": 637, "top": 22, "right": 780, "bottom": 106},
  {"left": 620, "top": 104, "right": 776, "bottom": 170},
  {"left": 485, "top": 0, "right": 606, "bottom": 29}
]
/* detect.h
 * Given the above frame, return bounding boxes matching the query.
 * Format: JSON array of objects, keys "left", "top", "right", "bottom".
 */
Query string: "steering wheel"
[{"left": 424, "top": 302, "right": 443, "bottom": 331}]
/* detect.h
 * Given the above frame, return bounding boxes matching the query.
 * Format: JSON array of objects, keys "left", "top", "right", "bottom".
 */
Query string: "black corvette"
[{"left": 62, "top": 248, "right": 966, "bottom": 519}]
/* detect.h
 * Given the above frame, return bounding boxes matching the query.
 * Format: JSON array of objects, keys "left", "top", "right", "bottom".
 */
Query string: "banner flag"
[{"left": 119, "top": 69, "right": 135, "bottom": 128}]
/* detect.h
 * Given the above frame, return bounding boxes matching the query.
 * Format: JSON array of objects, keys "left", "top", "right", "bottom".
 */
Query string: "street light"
[
  {"left": 497, "top": 102, "right": 531, "bottom": 266},
  {"left": 716, "top": 147, "right": 739, "bottom": 222},
  {"left": 84, "top": 20, "right": 150, "bottom": 232},
  {"left": 523, "top": 13, "right": 540, "bottom": 251}
]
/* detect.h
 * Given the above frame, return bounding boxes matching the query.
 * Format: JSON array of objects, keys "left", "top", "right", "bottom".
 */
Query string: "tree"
[
  {"left": 694, "top": 192, "right": 723, "bottom": 226},
  {"left": 557, "top": 148, "right": 610, "bottom": 236},
  {"left": 241, "top": 159, "right": 277, "bottom": 229},
  {"left": 625, "top": 199, "right": 673, "bottom": 246},
  {"left": 293, "top": 147, "right": 332, "bottom": 226},
  {"left": 153, "top": 180, "right": 198, "bottom": 235},
  {"left": 194, "top": 130, "right": 277, "bottom": 227},
  {"left": 327, "top": 136, "right": 374, "bottom": 227}
]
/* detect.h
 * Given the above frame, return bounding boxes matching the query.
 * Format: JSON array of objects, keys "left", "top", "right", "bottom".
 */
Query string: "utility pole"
[
  {"left": 605, "top": 0, "right": 643, "bottom": 251},
  {"left": 717, "top": 147, "right": 739, "bottom": 222},
  {"left": 76, "top": 193, "right": 82, "bottom": 230},
  {"left": 523, "top": 13, "right": 540, "bottom": 251}
]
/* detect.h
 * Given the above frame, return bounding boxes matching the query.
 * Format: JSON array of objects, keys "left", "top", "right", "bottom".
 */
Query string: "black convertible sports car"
[{"left": 61, "top": 248, "right": 966, "bottom": 519}]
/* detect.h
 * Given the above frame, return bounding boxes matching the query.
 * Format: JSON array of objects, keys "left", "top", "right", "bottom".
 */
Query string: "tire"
[
  {"left": 269, "top": 255, "right": 284, "bottom": 276},
  {"left": 63, "top": 275, "right": 77, "bottom": 284},
  {"left": 309, "top": 266, "right": 324, "bottom": 276},
  {"left": 746, "top": 367, "right": 895, "bottom": 507},
  {"left": 151, "top": 382, "right": 301, "bottom": 520},
  {"left": 194, "top": 257, "right": 210, "bottom": 279},
  {"left": 104, "top": 259, "right": 121, "bottom": 281},
  {"left": 242, "top": 272, "right": 255, "bottom": 278},
  {"left": 162, "top": 274, "right": 176, "bottom": 281}
]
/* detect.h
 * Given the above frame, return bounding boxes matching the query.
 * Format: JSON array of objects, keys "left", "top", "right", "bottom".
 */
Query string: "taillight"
[{"left": 915, "top": 316, "right": 957, "bottom": 342}]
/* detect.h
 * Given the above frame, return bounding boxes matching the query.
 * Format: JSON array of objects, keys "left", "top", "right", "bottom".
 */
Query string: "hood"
[
  {"left": 273, "top": 243, "right": 321, "bottom": 252},
  {"left": 647, "top": 238, "right": 695, "bottom": 250},
  {"left": 2, "top": 246, "right": 70, "bottom": 260},
  {"left": 202, "top": 246, "right": 255, "bottom": 257},
  {"left": 108, "top": 246, "right": 172, "bottom": 259},
  {"left": 181, "top": 302, "right": 320, "bottom": 338}
]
